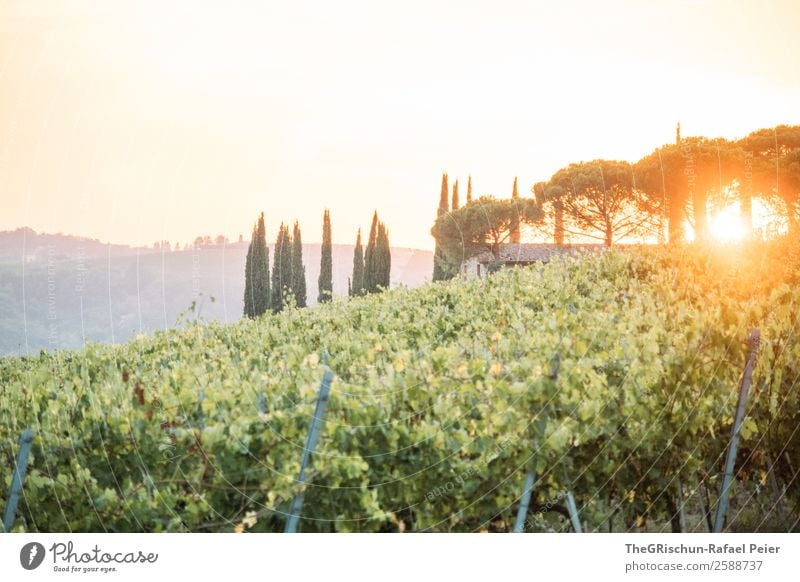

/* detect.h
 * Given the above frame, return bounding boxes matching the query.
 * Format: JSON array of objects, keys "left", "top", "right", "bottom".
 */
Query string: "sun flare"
[{"left": 708, "top": 203, "right": 745, "bottom": 242}]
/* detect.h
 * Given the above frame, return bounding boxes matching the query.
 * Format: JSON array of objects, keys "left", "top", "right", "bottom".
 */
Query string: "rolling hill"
[{"left": 0, "top": 228, "right": 433, "bottom": 355}]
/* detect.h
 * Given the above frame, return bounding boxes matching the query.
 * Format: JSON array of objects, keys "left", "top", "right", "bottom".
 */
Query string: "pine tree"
[
  {"left": 291, "top": 221, "right": 307, "bottom": 307},
  {"left": 318, "top": 209, "right": 333, "bottom": 303},
  {"left": 350, "top": 229, "right": 364, "bottom": 296},
  {"left": 432, "top": 172, "right": 450, "bottom": 281},
  {"left": 243, "top": 214, "right": 270, "bottom": 317},
  {"left": 452, "top": 179, "right": 459, "bottom": 210},
  {"left": 363, "top": 211, "right": 379, "bottom": 293},
  {"left": 466, "top": 175, "right": 473, "bottom": 203},
  {"left": 510, "top": 176, "right": 521, "bottom": 244}
]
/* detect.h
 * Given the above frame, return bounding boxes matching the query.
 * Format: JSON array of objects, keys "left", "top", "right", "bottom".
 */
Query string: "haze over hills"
[{"left": 0, "top": 228, "right": 433, "bottom": 356}]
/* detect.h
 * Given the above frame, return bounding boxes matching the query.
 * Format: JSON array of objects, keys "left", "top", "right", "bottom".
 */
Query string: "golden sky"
[{"left": 1, "top": 0, "right": 799, "bottom": 250}]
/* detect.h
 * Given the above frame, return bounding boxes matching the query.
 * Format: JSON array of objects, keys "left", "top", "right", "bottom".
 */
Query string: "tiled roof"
[{"left": 472, "top": 243, "right": 604, "bottom": 263}]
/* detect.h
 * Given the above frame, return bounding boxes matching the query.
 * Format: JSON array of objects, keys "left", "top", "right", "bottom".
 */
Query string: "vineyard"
[{"left": 1, "top": 240, "right": 799, "bottom": 532}]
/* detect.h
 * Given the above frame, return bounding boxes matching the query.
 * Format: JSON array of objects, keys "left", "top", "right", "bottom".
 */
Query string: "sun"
[{"left": 708, "top": 203, "right": 745, "bottom": 242}]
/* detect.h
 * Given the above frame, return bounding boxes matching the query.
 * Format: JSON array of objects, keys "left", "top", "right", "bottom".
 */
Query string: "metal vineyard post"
[
  {"left": 713, "top": 329, "right": 760, "bottom": 533},
  {"left": 3, "top": 429, "right": 34, "bottom": 532}
]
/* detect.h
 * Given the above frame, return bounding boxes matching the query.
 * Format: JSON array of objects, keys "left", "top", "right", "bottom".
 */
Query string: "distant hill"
[
  {"left": 0, "top": 227, "right": 145, "bottom": 263},
  {"left": 0, "top": 228, "right": 433, "bottom": 356}
]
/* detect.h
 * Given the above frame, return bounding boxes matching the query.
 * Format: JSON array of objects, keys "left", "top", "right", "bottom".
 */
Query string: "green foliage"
[
  {"left": 2, "top": 239, "right": 799, "bottom": 532},
  {"left": 318, "top": 210, "right": 333, "bottom": 303},
  {"left": 486, "top": 259, "right": 504, "bottom": 274}
]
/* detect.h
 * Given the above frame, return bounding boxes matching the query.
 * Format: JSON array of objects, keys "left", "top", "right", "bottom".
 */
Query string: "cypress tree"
[
  {"left": 283, "top": 225, "right": 293, "bottom": 303},
  {"left": 270, "top": 225, "right": 283, "bottom": 312},
  {"left": 452, "top": 179, "right": 459, "bottom": 210},
  {"left": 466, "top": 175, "right": 473, "bottom": 203},
  {"left": 291, "top": 221, "right": 307, "bottom": 308},
  {"left": 375, "top": 222, "right": 385, "bottom": 291},
  {"left": 510, "top": 176, "right": 521, "bottom": 244},
  {"left": 377, "top": 221, "right": 391, "bottom": 290},
  {"left": 254, "top": 213, "right": 270, "bottom": 314},
  {"left": 244, "top": 213, "right": 270, "bottom": 317},
  {"left": 363, "top": 211, "right": 379, "bottom": 293},
  {"left": 271, "top": 224, "right": 292, "bottom": 312},
  {"left": 243, "top": 223, "right": 256, "bottom": 317},
  {"left": 432, "top": 173, "right": 450, "bottom": 281},
  {"left": 384, "top": 223, "right": 391, "bottom": 288},
  {"left": 439, "top": 172, "right": 449, "bottom": 214},
  {"left": 318, "top": 209, "right": 333, "bottom": 303},
  {"left": 350, "top": 229, "right": 364, "bottom": 296}
]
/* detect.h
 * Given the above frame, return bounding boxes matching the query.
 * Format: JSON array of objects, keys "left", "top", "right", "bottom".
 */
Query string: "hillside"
[
  {"left": 0, "top": 229, "right": 433, "bottom": 355},
  {"left": 1, "top": 241, "right": 798, "bottom": 532}
]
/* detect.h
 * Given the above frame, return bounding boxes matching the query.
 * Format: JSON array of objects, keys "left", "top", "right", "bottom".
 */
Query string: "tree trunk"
[
  {"left": 784, "top": 193, "right": 797, "bottom": 237},
  {"left": 554, "top": 200, "right": 564, "bottom": 245},
  {"left": 668, "top": 188, "right": 686, "bottom": 244},
  {"left": 741, "top": 190, "right": 753, "bottom": 238},
  {"left": 510, "top": 214, "right": 521, "bottom": 244},
  {"left": 604, "top": 221, "right": 613, "bottom": 247},
  {"left": 693, "top": 190, "right": 708, "bottom": 241},
  {"left": 490, "top": 238, "right": 501, "bottom": 259}
]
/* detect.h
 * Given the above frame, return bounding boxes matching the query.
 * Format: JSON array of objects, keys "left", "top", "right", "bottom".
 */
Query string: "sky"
[{"left": 1, "top": 0, "right": 800, "bottom": 250}]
